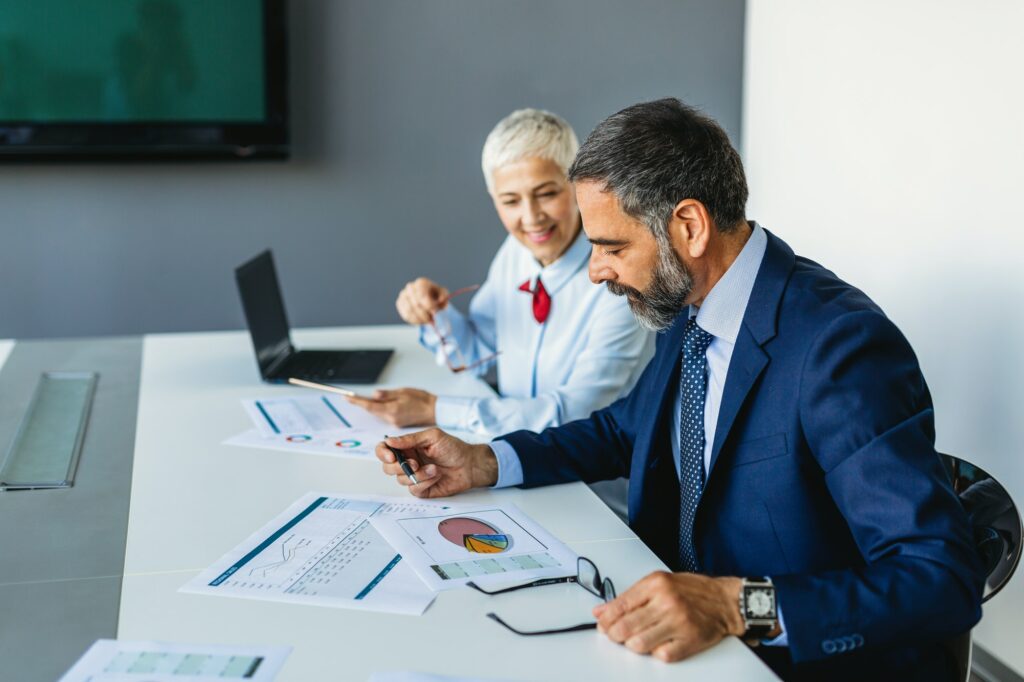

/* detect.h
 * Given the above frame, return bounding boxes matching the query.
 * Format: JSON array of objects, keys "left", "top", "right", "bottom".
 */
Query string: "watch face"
[{"left": 745, "top": 588, "right": 775, "bottom": 618}]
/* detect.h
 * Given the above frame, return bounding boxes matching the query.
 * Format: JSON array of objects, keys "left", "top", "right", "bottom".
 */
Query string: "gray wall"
[{"left": 0, "top": 0, "right": 745, "bottom": 339}]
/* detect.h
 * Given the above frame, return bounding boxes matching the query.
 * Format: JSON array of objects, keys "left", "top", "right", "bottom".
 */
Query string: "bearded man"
[{"left": 374, "top": 98, "right": 983, "bottom": 682}]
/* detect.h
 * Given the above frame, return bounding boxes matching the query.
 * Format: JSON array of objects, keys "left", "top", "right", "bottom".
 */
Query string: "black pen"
[{"left": 384, "top": 436, "right": 420, "bottom": 485}]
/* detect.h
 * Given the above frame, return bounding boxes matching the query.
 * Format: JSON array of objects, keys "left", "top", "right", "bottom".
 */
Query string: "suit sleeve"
[
  {"left": 773, "top": 310, "right": 984, "bottom": 663},
  {"left": 496, "top": 330, "right": 667, "bottom": 487}
]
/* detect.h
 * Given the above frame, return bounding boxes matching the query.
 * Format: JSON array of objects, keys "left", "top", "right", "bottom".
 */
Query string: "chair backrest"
[{"left": 940, "top": 454, "right": 1022, "bottom": 602}]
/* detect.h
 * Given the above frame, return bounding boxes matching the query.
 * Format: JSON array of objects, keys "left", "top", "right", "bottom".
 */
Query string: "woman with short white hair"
[{"left": 348, "top": 108, "right": 651, "bottom": 442}]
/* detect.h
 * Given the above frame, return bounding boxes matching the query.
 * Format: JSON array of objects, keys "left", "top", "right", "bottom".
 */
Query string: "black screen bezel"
[{"left": 0, "top": 0, "right": 288, "bottom": 160}]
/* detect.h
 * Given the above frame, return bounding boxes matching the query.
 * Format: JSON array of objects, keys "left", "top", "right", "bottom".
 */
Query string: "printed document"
[
  {"left": 224, "top": 428, "right": 381, "bottom": 460},
  {"left": 181, "top": 493, "right": 450, "bottom": 615},
  {"left": 58, "top": 640, "right": 290, "bottom": 682},
  {"left": 242, "top": 395, "right": 390, "bottom": 437},
  {"left": 370, "top": 503, "right": 578, "bottom": 592},
  {"left": 229, "top": 395, "right": 418, "bottom": 460}
]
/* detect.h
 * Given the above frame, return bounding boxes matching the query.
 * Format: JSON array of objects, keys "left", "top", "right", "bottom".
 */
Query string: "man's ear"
[{"left": 667, "top": 199, "right": 713, "bottom": 259}]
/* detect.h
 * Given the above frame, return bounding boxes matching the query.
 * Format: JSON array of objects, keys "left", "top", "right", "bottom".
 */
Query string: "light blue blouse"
[{"left": 420, "top": 229, "right": 652, "bottom": 435}]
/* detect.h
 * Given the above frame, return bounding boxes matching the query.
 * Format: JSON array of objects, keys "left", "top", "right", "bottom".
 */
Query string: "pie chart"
[{"left": 438, "top": 517, "right": 510, "bottom": 554}]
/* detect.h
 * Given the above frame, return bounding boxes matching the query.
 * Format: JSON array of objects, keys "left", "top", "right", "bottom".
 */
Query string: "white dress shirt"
[
  {"left": 420, "top": 229, "right": 653, "bottom": 435},
  {"left": 669, "top": 223, "right": 767, "bottom": 478}
]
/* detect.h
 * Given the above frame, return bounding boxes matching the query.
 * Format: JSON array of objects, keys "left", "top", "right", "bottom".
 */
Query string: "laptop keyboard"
[{"left": 274, "top": 349, "right": 391, "bottom": 384}]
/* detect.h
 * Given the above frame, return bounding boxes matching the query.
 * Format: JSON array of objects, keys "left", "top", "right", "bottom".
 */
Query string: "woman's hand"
[
  {"left": 346, "top": 388, "right": 437, "bottom": 427},
  {"left": 396, "top": 277, "right": 449, "bottom": 326}
]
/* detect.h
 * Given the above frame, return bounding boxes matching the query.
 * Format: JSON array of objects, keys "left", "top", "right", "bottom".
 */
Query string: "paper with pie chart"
[{"left": 369, "top": 504, "right": 578, "bottom": 591}]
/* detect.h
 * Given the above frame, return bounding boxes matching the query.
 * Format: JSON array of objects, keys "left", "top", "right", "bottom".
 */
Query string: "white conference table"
[{"left": 118, "top": 325, "right": 776, "bottom": 681}]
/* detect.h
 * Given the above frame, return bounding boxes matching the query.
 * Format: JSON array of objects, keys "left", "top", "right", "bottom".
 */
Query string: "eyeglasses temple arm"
[
  {"left": 466, "top": 576, "right": 574, "bottom": 595},
  {"left": 486, "top": 613, "right": 598, "bottom": 636}
]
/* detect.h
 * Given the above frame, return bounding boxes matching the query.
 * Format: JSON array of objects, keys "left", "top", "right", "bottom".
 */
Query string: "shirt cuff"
[
  {"left": 762, "top": 603, "right": 787, "bottom": 647},
  {"left": 434, "top": 395, "right": 475, "bottom": 431},
  {"left": 418, "top": 321, "right": 441, "bottom": 348},
  {"left": 489, "top": 439, "right": 524, "bottom": 488}
]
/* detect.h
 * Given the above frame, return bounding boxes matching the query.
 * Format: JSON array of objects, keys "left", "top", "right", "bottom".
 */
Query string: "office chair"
[{"left": 938, "top": 454, "right": 1022, "bottom": 682}]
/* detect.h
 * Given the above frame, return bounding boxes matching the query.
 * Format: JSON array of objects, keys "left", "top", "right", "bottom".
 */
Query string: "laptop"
[{"left": 235, "top": 250, "right": 393, "bottom": 384}]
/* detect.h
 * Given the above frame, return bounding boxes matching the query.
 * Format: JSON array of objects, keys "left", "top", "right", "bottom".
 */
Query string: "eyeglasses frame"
[
  {"left": 430, "top": 285, "right": 501, "bottom": 373},
  {"left": 467, "top": 556, "right": 616, "bottom": 636}
]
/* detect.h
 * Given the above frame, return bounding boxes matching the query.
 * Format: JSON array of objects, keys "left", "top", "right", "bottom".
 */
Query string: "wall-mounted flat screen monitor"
[{"left": 0, "top": 0, "right": 288, "bottom": 159}]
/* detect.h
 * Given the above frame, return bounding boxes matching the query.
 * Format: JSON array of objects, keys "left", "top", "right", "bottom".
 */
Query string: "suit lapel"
[
  {"left": 707, "top": 326, "right": 768, "bottom": 476},
  {"left": 706, "top": 229, "right": 795, "bottom": 478}
]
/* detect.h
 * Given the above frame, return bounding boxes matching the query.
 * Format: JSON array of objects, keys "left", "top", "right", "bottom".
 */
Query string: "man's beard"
[{"left": 606, "top": 238, "right": 692, "bottom": 331}]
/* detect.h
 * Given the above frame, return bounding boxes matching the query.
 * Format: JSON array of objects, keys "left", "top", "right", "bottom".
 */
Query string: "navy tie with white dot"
[{"left": 678, "top": 318, "right": 714, "bottom": 573}]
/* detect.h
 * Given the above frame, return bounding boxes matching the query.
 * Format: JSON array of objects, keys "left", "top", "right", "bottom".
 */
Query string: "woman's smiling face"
[{"left": 491, "top": 156, "right": 581, "bottom": 266}]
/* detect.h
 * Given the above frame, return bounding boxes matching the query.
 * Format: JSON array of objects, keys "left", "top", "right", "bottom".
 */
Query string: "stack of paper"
[
  {"left": 183, "top": 492, "right": 578, "bottom": 616},
  {"left": 225, "top": 395, "right": 417, "bottom": 459},
  {"left": 181, "top": 493, "right": 449, "bottom": 615}
]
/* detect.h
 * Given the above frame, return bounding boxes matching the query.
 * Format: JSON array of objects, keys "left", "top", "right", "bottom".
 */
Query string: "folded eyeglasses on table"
[{"left": 468, "top": 556, "right": 616, "bottom": 636}]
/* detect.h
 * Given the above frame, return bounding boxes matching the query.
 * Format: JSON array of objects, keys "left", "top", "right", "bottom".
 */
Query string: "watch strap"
[{"left": 743, "top": 623, "right": 775, "bottom": 640}]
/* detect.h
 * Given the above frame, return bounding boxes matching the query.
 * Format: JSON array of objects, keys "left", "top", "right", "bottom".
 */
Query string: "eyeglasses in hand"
[
  {"left": 431, "top": 285, "right": 500, "bottom": 373},
  {"left": 467, "top": 556, "right": 616, "bottom": 636}
]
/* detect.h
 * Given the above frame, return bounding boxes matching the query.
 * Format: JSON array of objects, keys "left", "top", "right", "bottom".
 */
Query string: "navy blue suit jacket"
[{"left": 499, "top": 230, "right": 983, "bottom": 672}]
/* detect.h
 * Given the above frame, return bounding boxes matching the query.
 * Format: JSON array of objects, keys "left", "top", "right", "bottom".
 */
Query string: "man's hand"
[
  {"left": 593, "top": 571, "right": 745, "bottom": 662},
  {"left": 346, "top": 388, "right": 436, "bottom": 427},
  {"left": 375, "top": 428, "right": 498, "bottom": 498},
  {"left": 396, "top": 277, "right": 449, "bottom": 326}
]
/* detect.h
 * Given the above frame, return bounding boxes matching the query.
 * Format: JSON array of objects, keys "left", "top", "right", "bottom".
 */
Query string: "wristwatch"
[{"left": 739, "top": 577, "right": 778, "bottom": 640}]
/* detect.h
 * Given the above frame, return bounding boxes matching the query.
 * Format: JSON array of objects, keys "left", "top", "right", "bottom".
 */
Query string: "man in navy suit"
[{"left": 377, "top": 99, "right": 983, "bottom": 681}]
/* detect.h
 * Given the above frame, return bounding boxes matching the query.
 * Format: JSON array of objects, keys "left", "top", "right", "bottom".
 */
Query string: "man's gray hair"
[
  {"left": 481, "top": 108, "right": 579, "bottom": 194},
  {"left": 568, "top": 98, "right": 748, "bottom": 237}
]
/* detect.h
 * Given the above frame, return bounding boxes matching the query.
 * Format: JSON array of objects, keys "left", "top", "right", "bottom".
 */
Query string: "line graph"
[{"left": 248, "top": 534, "right": 310, "bottom": 579}]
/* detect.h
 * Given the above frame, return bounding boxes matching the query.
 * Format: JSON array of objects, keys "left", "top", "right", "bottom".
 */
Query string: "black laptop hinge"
[{"left": 265, "top": 345, "right": 294, "bottom": 377}]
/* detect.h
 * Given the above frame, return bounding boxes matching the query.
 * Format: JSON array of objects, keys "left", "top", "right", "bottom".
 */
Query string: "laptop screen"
[{"left": 235, "top": 250, "right": 293, "bottom": 374}]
